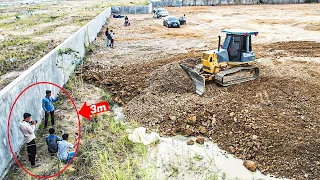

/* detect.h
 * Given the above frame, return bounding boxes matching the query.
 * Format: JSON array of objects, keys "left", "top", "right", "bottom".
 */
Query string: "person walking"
[
  {"left": 109, "top": 30, "right": 115, "bottom": 48},
  {"left": 42, "top": 90, "right": 58, "bottom": 129},
  {"left": 105, "top": 28, "right": 109, "bottom": 47},
  {"left": 57, "top": 133, "right": 75, "bottom": 163},
  {"left": 46, "top": 128, "right": 62, "bottom": 156},
  {"left": 19, "top": 113, "right": 40, "bottom": 168}
]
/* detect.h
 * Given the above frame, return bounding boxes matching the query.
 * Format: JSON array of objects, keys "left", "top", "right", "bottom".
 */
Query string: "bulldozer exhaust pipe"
[{"left": 218, "top": 35, "right": 221, "bottom": 51}]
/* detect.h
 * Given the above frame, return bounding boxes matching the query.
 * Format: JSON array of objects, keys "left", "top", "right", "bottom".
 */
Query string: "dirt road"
[{"left": 81, "top": 4, "right": 320, "bottom": 179}]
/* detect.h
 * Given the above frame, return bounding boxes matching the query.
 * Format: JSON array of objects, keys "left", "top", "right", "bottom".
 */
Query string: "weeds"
[
  {"left": 75, "top": 113, "right": 149, "bottom": 180},
  {"left": 64, "top": 75, "right": 84, "bottom": 99},
  {"left": 102, "top": 92, "right": 114, "bottom": 106},
  {"left": 33, "top": 25, "right": 59, "bottom": 36},
  {"left": 0, "top": 36, "right": 50, "bottom": 74}
]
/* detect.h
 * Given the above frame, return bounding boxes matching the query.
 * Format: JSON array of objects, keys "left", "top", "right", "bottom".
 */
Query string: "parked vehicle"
[
  {"left": 163, "top": 16, "right": 180, "bottom": 28},
  {"left": 153, "top": 8, "right": 169, "bottom": 18}
]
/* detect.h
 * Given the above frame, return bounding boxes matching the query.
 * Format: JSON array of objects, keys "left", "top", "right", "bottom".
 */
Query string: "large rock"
[
  {"left": 243, "top": 160, "right": 257, "bottom": 172},
  {"left": 186, "top": 114, "right": 197, "bottom": 124},
  {"left": 196, "top": 137, "right": 205, "bottom": 144},
  {"left": 183, "top": 128, "right": 193, "bottom": 137},
  {"left": 229, "top": 146, "right": 236, "bottom": 154},
  {"left": 199, "top": 126, "right": 207, "bottom": 134},
  {"left": 186, "top": 139, "right": 194, "bottom": 145},
  {"left": 169, "top": 115, "right": 177, "bottom": 121}
]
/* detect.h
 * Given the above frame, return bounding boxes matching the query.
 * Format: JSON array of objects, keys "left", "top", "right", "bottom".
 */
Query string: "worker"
[
  {"left": 180, "top": 14, "right": 186, "bottom": 25},
  {"left": 124, "top": 16, "right": 130, "bottom": 26},
  {"left": 42, "top": 90, "right": 58, "bottom": 129},
  {"left": 109, "top": 30, "right": 115, "bottom": 48},
  {"left": 46, "top": 128, "right": 62, "bottom": 156},
  {"left": 105, "top": 28, "right": 109, "bottom": 47},
  {"left": 57, "top": 133, "right": 75, "bottom": 163},
  {"left": 19, "top": 113, "right": 40, "bottom": 168}
]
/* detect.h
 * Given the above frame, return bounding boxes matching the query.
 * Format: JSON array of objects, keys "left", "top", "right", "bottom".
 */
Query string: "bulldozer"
[{"left": 180, "top": 29, "right": 260, "bottom": 95}]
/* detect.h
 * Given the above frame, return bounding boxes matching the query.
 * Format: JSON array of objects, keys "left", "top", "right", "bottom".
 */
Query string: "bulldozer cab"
[{"left": 221, "top": 29, "right": 258, "bottom": 63}]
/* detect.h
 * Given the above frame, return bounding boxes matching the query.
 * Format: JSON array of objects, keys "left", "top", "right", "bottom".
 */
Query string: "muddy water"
[
  {"left": 146, "top": 136, "right": 288, "bottom": 180},
  {"left": 113, "top": 106, "right": 288, "bottom": 180}
]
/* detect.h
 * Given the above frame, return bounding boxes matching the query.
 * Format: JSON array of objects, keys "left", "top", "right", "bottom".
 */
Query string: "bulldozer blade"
[{"left": 179, "top": 63, "right": 205, "bottom": 95}]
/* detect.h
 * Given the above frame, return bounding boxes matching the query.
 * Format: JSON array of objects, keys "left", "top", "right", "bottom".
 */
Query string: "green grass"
[
  {"left": 74, "top": 113, "right": 149, "bottom": 180},
  {"left": 33, "top": 24, "right": 61, "bottom": 36},
  {"left": 0, "top": 13, "right": 58, "bottom": 29},
  {"left": 0, "top": 36, "right": 49, "bottom": 75}
]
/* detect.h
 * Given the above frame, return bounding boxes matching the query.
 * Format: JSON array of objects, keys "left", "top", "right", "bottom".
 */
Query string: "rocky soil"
[{"left": 80, "top": 4, "right": 320, "bottom": 179}]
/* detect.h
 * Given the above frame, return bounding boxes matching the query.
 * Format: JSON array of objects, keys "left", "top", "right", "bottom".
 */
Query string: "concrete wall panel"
[
  {"left": 151, "top": 0, "right": 305, "bottom": 6},
  {"left": 0, "top": 7, "right": 112, "bottom": 179}
]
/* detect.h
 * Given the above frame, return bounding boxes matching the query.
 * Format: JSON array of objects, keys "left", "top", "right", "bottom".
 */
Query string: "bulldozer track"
[{"left": 214, "top": 66, "right": 260, "bottom": 86}]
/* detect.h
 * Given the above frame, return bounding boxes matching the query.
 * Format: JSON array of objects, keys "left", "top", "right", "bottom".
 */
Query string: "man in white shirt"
[
  {"left": 110, "top": 30, "right": 115, "bottom": 48},
  {"left": 58, "top": 133, "right": 75, "bottom": 163},
  {"left": 18, "top": 113, "right": 40, "bottom": 167}
]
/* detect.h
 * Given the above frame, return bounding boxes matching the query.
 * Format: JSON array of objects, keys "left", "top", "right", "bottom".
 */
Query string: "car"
[
  {"left": 154, "top": 8, "right": 169, "bottom": 18},
  {"left": 163, "top": 16, "right": 180, "bottom": 28}
]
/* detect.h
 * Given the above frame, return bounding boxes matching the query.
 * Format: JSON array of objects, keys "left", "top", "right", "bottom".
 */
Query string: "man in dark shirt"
[{"left": 46, "top": 128, "right": 62, "bottom": 156}]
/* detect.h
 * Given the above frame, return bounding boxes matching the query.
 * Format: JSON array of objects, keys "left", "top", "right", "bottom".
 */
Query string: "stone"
[
  {"left": 252, "top": 135, "right": 258, "bottom": 140},
  {"left": 186, "top": 114, "right": 197, "bottom": 124},
  {"left": 163, "top": 115, "right": 169, "bottom": 121},
  {"left": 229, "top": 146, "right": 236, "bottom": 153},
  {"left": 169, "top": 116, "right": 177, "bottom": 121},
  {"left": 212, "top": 117, "right": 217, "bottom": 125},
  {"left": 120, "top": 90, "right": 126, "bottom": 96},
  {"left": 114, "top": 96, "right": 120, "bottom": 103},
  {"left": 93, "top": 74, "right": 101, "bottom": 81},
  {"left": 171, "top": 128, "right": 177, "bottom": 136},
  {"left": 146, "top": 128, "right": 151, "bottom": 134},
  {"left": 243, "top": 160, "right": 257, "bottom": 172},
  {"left": 186, "top": 139, "right": 194, "bottom": 145},
  {"left": 199, "top": 126, "right": 207, "bottom": 134},
  {"left": 229, "top": 112, "right": 235, "bottom": 117},
  {"left": 298, "top": 137, "right": 303, "bottom": 141},
  {"left": 196, "top": 137, "right": 205, "bottom": 144},
  {"left": 183, "top": 129, "right": 193, "bottom": 137}
]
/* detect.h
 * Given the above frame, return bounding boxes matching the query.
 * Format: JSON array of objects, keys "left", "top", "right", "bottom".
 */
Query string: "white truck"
[{"left": 153, "top": 8, "right": 169, "bottom": 18}]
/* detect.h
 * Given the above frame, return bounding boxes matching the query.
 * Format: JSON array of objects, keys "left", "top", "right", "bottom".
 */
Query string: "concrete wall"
[
  {"left": 0, "top": 7, "right": 112, "bottom": 179},
  {"left": 111, "top": 1, "right": 152, "bottom": 14},
  {"left": 150, "top": 0, "right": 305, "bottom": 6}
]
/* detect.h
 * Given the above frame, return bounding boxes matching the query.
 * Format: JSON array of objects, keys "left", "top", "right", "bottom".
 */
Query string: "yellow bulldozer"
[{"left": 180, "top": 29, "right": 260, "bottom": 95}]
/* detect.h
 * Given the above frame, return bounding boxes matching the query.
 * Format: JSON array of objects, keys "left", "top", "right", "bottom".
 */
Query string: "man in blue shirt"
[
  {"left": 45, "top": 128, "right": 62, "bottom": 156},
  {"left": 42, "top": 90, "right": 58, "bottom": 129},
  {"left": 58, "top": 133, "right": 75, "bottom": 163}
]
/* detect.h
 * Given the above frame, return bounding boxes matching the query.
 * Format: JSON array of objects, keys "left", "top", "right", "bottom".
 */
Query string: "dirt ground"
[
  {"left": 80, "top": 4, "right": 320, "bottom": 179},
  {"left": 0, "top": 0, "right": 148, "bottom": 89}
]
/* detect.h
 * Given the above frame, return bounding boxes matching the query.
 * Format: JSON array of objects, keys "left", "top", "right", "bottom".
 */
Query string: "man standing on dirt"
[
  {"left": 42, "top": 90, "right": 58, "bottom": 129},
  {"left": 105, "top": 28, "right": 110, "bottom": 47},
  {"left": 19, "top": 113, "right": 40, "bottom": 168},
  {"left": 110, "top": 30, "right": 115, "bottom": 48}
]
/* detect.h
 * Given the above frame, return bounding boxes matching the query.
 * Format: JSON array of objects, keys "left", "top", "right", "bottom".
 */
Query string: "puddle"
[
  {"left": 116, "top": 105, "right": 288, "bottom": 179},
  {"left": 146, "top": 135, "right": 288, "bottom": 180}
]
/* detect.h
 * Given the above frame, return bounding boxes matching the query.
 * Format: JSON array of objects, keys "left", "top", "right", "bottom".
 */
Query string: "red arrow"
[{"left": 79, "top": 101, "right": 110, "bottom": 120}]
